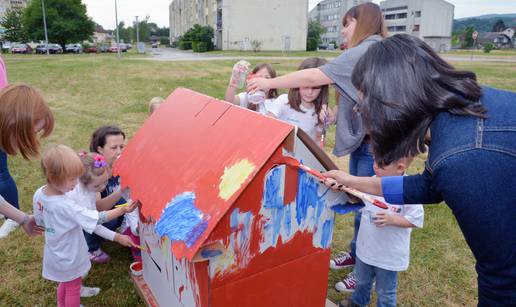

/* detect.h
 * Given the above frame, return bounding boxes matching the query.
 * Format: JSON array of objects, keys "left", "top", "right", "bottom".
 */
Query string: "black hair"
[
  {"left": 89, "top": 125, "right": 126, "bottom": 153},
  {"left": 351, "top": 34, "right": 486, "bottom": 166}
]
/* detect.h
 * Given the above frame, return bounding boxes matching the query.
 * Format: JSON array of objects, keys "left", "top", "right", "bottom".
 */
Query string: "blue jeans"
[
  {"left": 0, "top": 151, "right": 19, "bottom": 210},
  {"left": 84, "top": 216, "right": 123, "bottom": 252},
  {"left": 348, "top": 142, "right": 375, "bottom": 257},
  {"left": 351, "top": 257, "right": 398, "bottom": 307}
]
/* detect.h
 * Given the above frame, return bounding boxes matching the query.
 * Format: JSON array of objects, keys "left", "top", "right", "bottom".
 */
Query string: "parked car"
[
  {"left": 85, "top": 45, "right": 98, "bottom": 53},
  {"left": 119, "top": 43, "right": 128, "bottom": 52},
  {"left": 107, "top": 45, "right": 118, "bottom": 53},
  {"left": 1, "top": 42, "right": 13, "bottom": 53},
  {"left": 151, "top": 42, "right": 159, "bottom": 48},
  {"left": 11, "top": 43, "right": 33, "bottom": 54},
  {"left": 65, "top": 43, "right": 82, "bottom": 53},
  {"left": 98, "top": 45, "right": 108, "bottom": 53},
  {"left": 340, "top": 42, "right": 348, "bottom": 50},
  {"left": 125, "top": 43, "right": 132, "bottom": 49},
  {"left": 36, "top": 43, "right": 63, "bottom": 54}
]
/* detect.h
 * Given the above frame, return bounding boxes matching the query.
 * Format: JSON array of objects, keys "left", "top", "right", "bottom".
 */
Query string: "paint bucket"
[{"left": 130, "top": 261, "right": 143, "bottom": 276}]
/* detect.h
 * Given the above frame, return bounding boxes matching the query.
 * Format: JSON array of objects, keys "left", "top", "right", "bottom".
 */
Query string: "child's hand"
[
  {"left": 319, "top": 105, "right": 336, "bottom": 126},
  {"left": 114, "top": 234, "right": 139, "bottom": 248},
  {"left": 22, "top": 215, "right": 45, "bottom": 236},
  {"left": 122, "top": 201, "right": 139, "bottom": 213},
  {"left": 247, "top": 77, "right": 270, "bottom": 93},
  {"left": 373, "top": 212, "right": 394, "bottom": 227},
  {"left": 321, "top": 170, "right": 353, "bottom": 187}
]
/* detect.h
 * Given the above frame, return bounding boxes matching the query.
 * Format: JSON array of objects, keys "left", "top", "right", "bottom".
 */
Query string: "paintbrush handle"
[{"left": 340, "top": 186, "right": 388, "bottom": 209}]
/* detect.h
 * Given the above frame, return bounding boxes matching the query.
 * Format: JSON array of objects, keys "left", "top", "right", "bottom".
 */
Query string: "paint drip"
[{"left": 156, "top": 192, "right": 208, "bottom": 247}]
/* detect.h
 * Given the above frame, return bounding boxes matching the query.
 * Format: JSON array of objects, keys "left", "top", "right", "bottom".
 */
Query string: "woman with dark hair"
[
  {"left": 86, "top": 125, "right": 127, "bottom": 263},
  {"left": 323, "top": 34, "right": 516, "bottom": 306},
  {"left": 248, "top": 2, "right": 388, "bottom": 291}
]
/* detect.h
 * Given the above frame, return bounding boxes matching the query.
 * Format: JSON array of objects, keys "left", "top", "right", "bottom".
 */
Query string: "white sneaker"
[
  {"left": 80, "top": 286, "right": 100, "bottom": 297},
  {"left": 0, "top": 219, "right": 19, "bottom": 238},
  {"left": 335, "top": 272, "right": 357, "bottom": 293}
]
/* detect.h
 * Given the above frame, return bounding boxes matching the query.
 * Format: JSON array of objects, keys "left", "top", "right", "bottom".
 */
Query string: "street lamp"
[
  {"left": 41, "top": 0, "right": 49, "bottom": 55},
  {"left": 114, "top": 0, "right": 121, "bottom": 59},
  {"left": 135, "top": 15, "right": 140, "bottom": 53}
]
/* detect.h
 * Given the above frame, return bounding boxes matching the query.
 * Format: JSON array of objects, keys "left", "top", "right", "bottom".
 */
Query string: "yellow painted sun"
[{"left": 218, "top": 159, "right": 256, "bottom": 201}]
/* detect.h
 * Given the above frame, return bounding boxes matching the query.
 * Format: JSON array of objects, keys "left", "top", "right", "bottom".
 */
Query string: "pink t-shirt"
[{"left": 0, "top": 57, "right": 8, "bottom": 89}]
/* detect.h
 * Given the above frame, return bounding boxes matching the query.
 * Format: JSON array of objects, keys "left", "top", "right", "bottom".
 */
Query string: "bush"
[
  {"left": 178, "top": 40, "right": 192, "bottom": 50},
  {"left": 160, "top": 37, "right": 169, "bottom": 45},
  {"left": 250, "top": 40, "right": 262, "bottom": 52},
  {"left": 197, "top": 42, "right": 208, "bottom": 52},
  {"left": 307, "top": 37, "right": 318, "bottom": 51},
  {"left": 483, "top": 43, "right": 494, "bottom": 53}
]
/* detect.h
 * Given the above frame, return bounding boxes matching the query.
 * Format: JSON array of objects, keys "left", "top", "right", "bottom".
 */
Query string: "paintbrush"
[{"left": 278, "top": 156, "right": 388, "bottom": 210}]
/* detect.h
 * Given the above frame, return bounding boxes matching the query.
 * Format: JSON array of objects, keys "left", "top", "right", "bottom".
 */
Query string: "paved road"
[{"left": 136, "top": 47, "right": 516, "bottom": 63}]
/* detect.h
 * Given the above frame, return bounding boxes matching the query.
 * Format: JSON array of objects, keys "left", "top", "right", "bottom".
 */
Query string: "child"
[
  {"left": 266, "top": 57, "right": 329, "bottom": 142},
  {"left": 337, "top": 157, "right": 424, "bottom": 307},
  {"left": 148, "top": 97, "right": 163, "bottom": 115},
  {"left": 224, "top": 61, "right": 278, "bottom": 115},
  {"left": 33, "top": 144, "right": 137, "bottom": 307}
]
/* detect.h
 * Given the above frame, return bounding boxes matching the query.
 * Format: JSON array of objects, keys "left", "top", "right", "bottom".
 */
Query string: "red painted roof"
[{"left": 113, "top": 88, "right": 294, "bottom": 260}]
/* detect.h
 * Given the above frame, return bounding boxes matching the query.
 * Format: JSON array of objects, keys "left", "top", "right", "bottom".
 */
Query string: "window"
[
  {"left": 415, "top": 11, "right": 421, "bottom": 17},
  {"left": 385, "top": 14, "right": 395, "bottom": 20},
  {"left": 413, "top": 24, "right": 420, "bottom": 31},
  {"left": 396, "top": 13, "right": 407, "bottom": 19},
  {"left": 387, "top": 26, "right": 396, "bottom": 32},
  {"left": 384, "top": 6, "right": 408, "bottom": 12},
  {"left": 396, "top": 26, "right": 406, "bottom": 32}
]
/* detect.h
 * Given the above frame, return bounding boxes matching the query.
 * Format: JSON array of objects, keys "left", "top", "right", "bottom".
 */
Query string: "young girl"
[
  {"left": 224, "top": 61, "right": 278, "bottom": 115},
  {"left": 87, "top": 125, "right": 127, "bottom": 263},
  {"left": 33, "top": 144, "right": 137, "bottom": 307},
  {"left": 148, "top": 96, "right": 163, "bottom": 115},
  {"left": 266, "top": 57, "right": 329, "bottom": 142}
]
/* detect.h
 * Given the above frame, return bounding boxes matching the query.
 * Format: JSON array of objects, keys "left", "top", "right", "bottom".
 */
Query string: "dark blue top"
[
  {"left": 382, "top": 86, "right": 516, "bottom": 306},
  {"left": 100, "top": 175, "right": 126, "bottom": 207}
]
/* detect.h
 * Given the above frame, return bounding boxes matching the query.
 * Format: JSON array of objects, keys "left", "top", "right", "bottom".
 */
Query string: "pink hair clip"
[{"left": 93, "top": 154, "right": 107, "bottom": 168}]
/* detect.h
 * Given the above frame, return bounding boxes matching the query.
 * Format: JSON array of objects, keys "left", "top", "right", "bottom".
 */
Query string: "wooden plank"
[{"left": 130, "top": 273, "right": 159, "bottom": 307}]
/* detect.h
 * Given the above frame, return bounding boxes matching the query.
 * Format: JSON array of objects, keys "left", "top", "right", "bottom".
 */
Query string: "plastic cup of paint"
[{"left": 130, "top": 261, "right": 143, "bottom": 276}]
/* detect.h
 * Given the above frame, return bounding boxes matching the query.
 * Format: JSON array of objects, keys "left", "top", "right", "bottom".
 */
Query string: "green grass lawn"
[
  {"left": 0, "top": 53, "right": 514, "bottom": 306},
  {"left": 444, "top": 49, "right": 516, "bottom": 57}
]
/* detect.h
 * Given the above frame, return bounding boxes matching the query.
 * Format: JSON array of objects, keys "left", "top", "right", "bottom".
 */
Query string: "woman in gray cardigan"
[{"left": 248, "top": 2, "right": 387, "bottom": 292}]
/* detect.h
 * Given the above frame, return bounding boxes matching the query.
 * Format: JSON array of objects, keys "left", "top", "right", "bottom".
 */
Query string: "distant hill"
[{"left": 453, "top": 14, "right": 516, "bottom": 33}]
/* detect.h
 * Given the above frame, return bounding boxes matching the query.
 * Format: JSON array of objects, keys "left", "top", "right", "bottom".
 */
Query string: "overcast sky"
[{"left": 83, "top": 0, "right": 516, "bottom": 29}]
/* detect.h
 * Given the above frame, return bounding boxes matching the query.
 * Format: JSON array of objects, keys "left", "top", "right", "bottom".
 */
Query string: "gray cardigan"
[{"left": 319, "top": 35, "right": 383, "bottom": 157}]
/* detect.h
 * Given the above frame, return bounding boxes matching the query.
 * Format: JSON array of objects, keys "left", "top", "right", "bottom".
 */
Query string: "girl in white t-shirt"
[
  {"left": 266, "top": 57, "right": 330, "bottom": 142},
  {"left": 33, "top": 145, "right": 137, "bottom": 307},
  {"left": 224, "top": 62, "right": 278, "bottom": 115}
]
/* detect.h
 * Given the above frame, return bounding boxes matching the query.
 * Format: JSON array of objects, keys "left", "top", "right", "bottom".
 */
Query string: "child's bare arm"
[
  {"left": 96, "top": 190, "right": 123, "bottom": 211},
  {"left": 98, "top": 201, "right": 138, "bottom": 224},
  {"left": 373, "top": 212, "right": 416, "bottom": 228}
]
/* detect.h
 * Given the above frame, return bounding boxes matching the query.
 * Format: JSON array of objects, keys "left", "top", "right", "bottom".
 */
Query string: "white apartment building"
[
  {"left": 380, "top": 0, "right": 454, "bottom": 52},
  {"left": 169, "top": 0, "right": 308, "bottom": 51}
]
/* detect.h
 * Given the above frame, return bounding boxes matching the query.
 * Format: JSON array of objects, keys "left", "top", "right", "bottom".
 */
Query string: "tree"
[
  {"left": 307, "top": 20, "right": 326, "bottom": 51},
  {"left": 462, "top": 26, "right": 475, "bottom": 48},
  {"left": 0, "top": 8, "right": 27, "bottom": 42},
  {"left": 492, "top": 19, "right": 506, "bottom": 32},
  {"left": 23, "top": 0, "right": 95, "bottom": 47}
]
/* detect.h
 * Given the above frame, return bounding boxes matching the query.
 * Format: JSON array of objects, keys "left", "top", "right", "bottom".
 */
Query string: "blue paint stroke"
[
  {"left": 296, "top": 169, "right": 319, "bottom": 225},
  {"left": 283, "top": 204, "right": 292, "bottom": 237},
  {"left": 331, "top": 203, "right": 364, "bottom": 215},
  {"left": 200, "top": 249, "right": 223, "bottom": 258},
  {"left": 263, "top": 167, "right": 283, "bottom": 209},
  {"left": 320, "top": 219, "right": 333, "bottom": 248},
  {"left": 230, "top": 208, "right": 239, "bottom": 231},
  {"left": 155, "top": 192, "right": 208, "bottom": 247},
  {"left": 242, "top": 211, "right": 252, "bottom": 242}
]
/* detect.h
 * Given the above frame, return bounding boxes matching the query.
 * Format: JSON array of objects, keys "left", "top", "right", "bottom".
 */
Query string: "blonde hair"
[
  {"left": 78, "top": 152, "right": 108, "bottom": 185},
  {"left": 148, "top": 97, "right": 164, "bottom": 115},
  {"left": 343, "top": 3, "right": 388, "bottom": 48},
  {"left": 41, "top": 145, "right": 84, "bottom": 185},
  {"left": 0, "top": 83, "right": 54, "bottom": 159}
]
